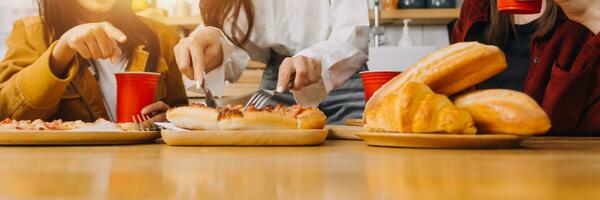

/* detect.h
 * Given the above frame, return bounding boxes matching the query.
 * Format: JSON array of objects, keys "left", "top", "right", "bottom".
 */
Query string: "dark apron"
[{"left": 259, "top": 53, "right": 367, "bottom": 124}]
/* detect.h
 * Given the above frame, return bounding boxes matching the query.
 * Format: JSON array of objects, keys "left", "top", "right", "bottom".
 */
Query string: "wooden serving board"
[
  {"left": 356, "top": 132, "right": 526, "bottom": 149},
  {"left": 344, "top": 118, "right": 364, "bottom": 126},
  {"left": 161, "top": 129, "right": 328, "bottom": 146},
  {"left": 0, "top": 131, "right": 160, "bottom": 145},
  {"left": 326, "top": 125, "right": 364, "bottom": 140}
]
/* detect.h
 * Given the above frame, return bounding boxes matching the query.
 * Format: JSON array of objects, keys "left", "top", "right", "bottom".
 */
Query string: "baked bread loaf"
[
  {"left": 453, "top": 89, "right": 551, "bottom": 135},
  {"left": 166, "top": 105, "right": 219, "bottom": 130},
  {"left": 167, "top": 104, "right": 327, "bottom": 130},
  {"left": 364, "top": 82, "right": 476, "bottom": 134},
  {"left": 216, "top": 105, "right": 297, "bottom": 130},
  {"left": 367, "top": 42, "right": 507, "bottom": 108}
]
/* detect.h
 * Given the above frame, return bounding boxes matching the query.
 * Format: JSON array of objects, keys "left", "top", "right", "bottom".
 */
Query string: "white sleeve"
[
  {"left": 292, "top": 0, "right": 370, "bottom": 107},
  {"left": 182, "top": 26, "right": 250, "bottom": 97}
]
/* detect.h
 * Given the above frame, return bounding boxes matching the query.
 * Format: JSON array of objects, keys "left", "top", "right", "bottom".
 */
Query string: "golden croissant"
[{"left": 364, "top": 82, "right": 476, "bottom": 134}]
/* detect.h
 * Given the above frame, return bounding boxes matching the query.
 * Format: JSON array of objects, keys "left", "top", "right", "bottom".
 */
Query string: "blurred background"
[{"left": 0, "top": 0, "right": 463, "bottom": 102}]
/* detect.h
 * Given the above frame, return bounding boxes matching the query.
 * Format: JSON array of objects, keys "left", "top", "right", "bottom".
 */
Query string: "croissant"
[
  {"left": 364, "top": 82, "right": 476, "bottom": 134},
  {"left": 453, "top": 89, "right": 551, "bottom": 135}
]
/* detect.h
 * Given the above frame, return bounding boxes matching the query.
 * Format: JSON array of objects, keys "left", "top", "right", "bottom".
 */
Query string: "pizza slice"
[{"left": 0, "top": 118, "right": 147, "bottom": 132}]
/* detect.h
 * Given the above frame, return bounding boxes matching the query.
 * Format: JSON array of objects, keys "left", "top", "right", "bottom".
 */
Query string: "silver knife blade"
[{"left": 202, "top": 81, "right": 218, "bottom": 108}]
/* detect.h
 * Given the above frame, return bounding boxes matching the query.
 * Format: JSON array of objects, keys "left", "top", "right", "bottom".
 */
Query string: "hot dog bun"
[
  {"left": 453, "top": 89, "right": 551, "bottom": 135},
  {"left": 217, "top": 106, "right": 297, "bottom": 130},
  {"left": 167, "top": 104, "right": 327, "bottom": 130},
  {"left": 166, "top": 105, "right": 219, "bottom": 130}
]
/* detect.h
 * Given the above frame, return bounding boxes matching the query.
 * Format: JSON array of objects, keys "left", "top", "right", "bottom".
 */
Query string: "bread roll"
[
  {"left": 218, "top": 105, "right": 327, "bottom": 130},
  {"left": 453, "top": 89, "right": 551, "bottom": 135},
  {"left": 364, "top": 82, "right": 476, "bottom": 134},
  {"left": 217, "top": 110, "right": 298, "bottom": 130},
  {"left": 367, "top": 42, "right": 506, "bottom": 108},
  {"left": 297, "top": 108, "right": 327, "bottom": 129},
  {"left": 168, "top": 104, "right": 327, "bottom": 130},
  {"left": 166, "top": 105, "right": 219, "bottom": 130}
]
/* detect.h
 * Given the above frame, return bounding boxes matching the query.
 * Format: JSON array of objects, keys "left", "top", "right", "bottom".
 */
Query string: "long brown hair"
[
  {"left": 37, "top": 0, "right": 160, "bottom": 71},
  {"left": 200, "top": 0, "right": 255, "bottom": 47},
  {"left": 485, "top": 0, "right": 561, "bottom": 48}
]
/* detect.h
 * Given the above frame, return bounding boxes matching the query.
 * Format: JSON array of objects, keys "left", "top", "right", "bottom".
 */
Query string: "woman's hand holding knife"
[{"left": 174, "top": 26, "right": 224, "bottom": 88}]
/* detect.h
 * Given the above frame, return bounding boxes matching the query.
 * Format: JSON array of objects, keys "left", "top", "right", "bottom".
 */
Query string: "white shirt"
[
  {"left": 185, "top": 0, "right": 370, "bottom": 107},
  {"left": 91, "top": 59, "right": 127, "bottom": 122}
]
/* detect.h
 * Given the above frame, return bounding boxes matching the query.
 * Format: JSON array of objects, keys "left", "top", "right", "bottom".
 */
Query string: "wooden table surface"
[{"left": 0, "top": 137, "right": 599, "bottom": 200}]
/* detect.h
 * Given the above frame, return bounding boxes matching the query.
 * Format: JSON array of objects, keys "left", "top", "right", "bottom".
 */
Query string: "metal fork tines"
[
  {"left": 244, "top": 90, "right": 272, "bottom": 110},
  {"left": 132, "top": 114, "right": 159, "bottom": 131},
  {"left": 243, "top": 90, "right": 297, "bottom": 110},
  {"left": 244, "top": 74, "right": 296, "bottom": 110}
]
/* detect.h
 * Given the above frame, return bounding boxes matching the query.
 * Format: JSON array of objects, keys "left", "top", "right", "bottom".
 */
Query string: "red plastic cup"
[
  {"left": 498, "top": 0, "right": 542, "bottom": 14},
  {"left": 359, "top": 71, "right": 402, "bottom": 102},
  {"left": 115, "top": 72, "right": 161, "bottom": 123}
]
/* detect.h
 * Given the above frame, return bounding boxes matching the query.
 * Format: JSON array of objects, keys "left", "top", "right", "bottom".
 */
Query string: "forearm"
[{"left": 0, "top": 45, "right": 78, "bottom": 119}]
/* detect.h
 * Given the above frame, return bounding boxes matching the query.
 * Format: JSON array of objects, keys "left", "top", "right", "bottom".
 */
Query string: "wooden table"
[{"left": 0, "top": 137, "right": 599, "bottom": 200}]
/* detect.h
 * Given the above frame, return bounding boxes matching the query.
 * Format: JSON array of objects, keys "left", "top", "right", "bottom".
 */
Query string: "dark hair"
[
  {"left": 37, "top": 0, "right": 160, "bottom": 71},
  {"left": 200, "top": 0, "right": 255, "bottom": 47},
  {"left": 485, "top": 0, "right": 560, "bottom": 48}
]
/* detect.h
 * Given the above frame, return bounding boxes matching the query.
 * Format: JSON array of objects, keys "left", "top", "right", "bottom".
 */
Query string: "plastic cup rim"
[
  {"left": 115, "top": 72, "right": 161, "bottom": 76},
  {"left": 359, "top": 70, "right": 403, "bottom": 75}
]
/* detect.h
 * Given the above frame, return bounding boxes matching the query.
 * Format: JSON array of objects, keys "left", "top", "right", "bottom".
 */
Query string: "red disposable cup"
[
  {"left": 115, "top": 72, "right": 161, "bottom": 123},
  {"left": 498, "top": 0, "right": 542, "bottom": 14},
  {"left": 359, "top": 71, "right": 402, "bottom": 102}
]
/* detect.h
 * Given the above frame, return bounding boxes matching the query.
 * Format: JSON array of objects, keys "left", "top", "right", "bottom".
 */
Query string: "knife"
[{"left": 199, "top": 80, "right": 218, "bottom": 108}]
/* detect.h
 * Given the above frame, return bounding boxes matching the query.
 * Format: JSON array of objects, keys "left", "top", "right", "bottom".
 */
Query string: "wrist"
[{"left": 50, "top": 40, "right": 77, "bottom": 77}]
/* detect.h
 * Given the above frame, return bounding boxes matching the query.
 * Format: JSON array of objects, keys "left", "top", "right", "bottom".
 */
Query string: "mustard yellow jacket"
[{"left": 0, "top": 16, "right": 188, "bottom": 121}]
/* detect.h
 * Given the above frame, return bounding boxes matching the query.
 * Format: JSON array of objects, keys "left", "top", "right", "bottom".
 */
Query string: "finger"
[
  {"left": 85, "top": 37, "right": 103, "bottom": 59},
  {"left": 110, "top": 39, "right": 122, "bottom": 64},
  {"left": 309, "top": 59, "right": 322, "bottom": 83},
  {"left": 148, "top": 112, "right": 167, "bottom": 123},
  {"left": 101, "top": 22, "right": 127, "bottom": 43},
  {"left": 276, "top": 58, "right": 294, "bottom": 93},
  {"left": 141, "top": 101, "right": 170, "bottom": 115},
  {"left": 174, "top": 41, "right": 194, "bottom": 79},
  {"left": 71, "top": 41, "right": 92, "bottom": 59},
  {"left": 293, "top": 57, "right": 309, "bottom": 90},
  {"left": 94, "top": 27, "right": 114, "bottom": 59},
  {"left": 189, "top": 41, "right": 206, "bottom": 84},
  {"left": 204, "top": 41, "right": 223, "bottom": 73}
]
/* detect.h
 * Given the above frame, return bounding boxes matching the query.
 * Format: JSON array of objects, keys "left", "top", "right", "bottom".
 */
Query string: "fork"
[
  {"left": 243, "top": 90, "right": 297, "bottom": 110},
  {"left": 132, "top": 114, "right": 159, "bottom": 131},
  {"left": 244, "top": 72, "right": 297, "bottom": 110},
  {"left": 243, "top": 90, "right": 273, "bottom": 110}
]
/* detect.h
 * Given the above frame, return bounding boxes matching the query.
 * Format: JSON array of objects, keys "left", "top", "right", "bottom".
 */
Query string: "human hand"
[
  {"left": 52, "top": 22, "right": 127, "bottom": 75},
  {"left": 276, "top": 55, "right": 323, "bottom": 92},
  {"left": 174, "top": 26, "right": 224, "bottom": 84},
  {"left": 141, "top": 101, "right": 170, "bottom": 122}
]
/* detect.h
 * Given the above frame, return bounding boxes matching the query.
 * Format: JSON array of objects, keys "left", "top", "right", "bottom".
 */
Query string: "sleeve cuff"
[
  {"left": 16, "top": 41, "right": 79, "bottom": 109},
  {"left": 296, "top": 40, "right": 368, "bottom": 92}
]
